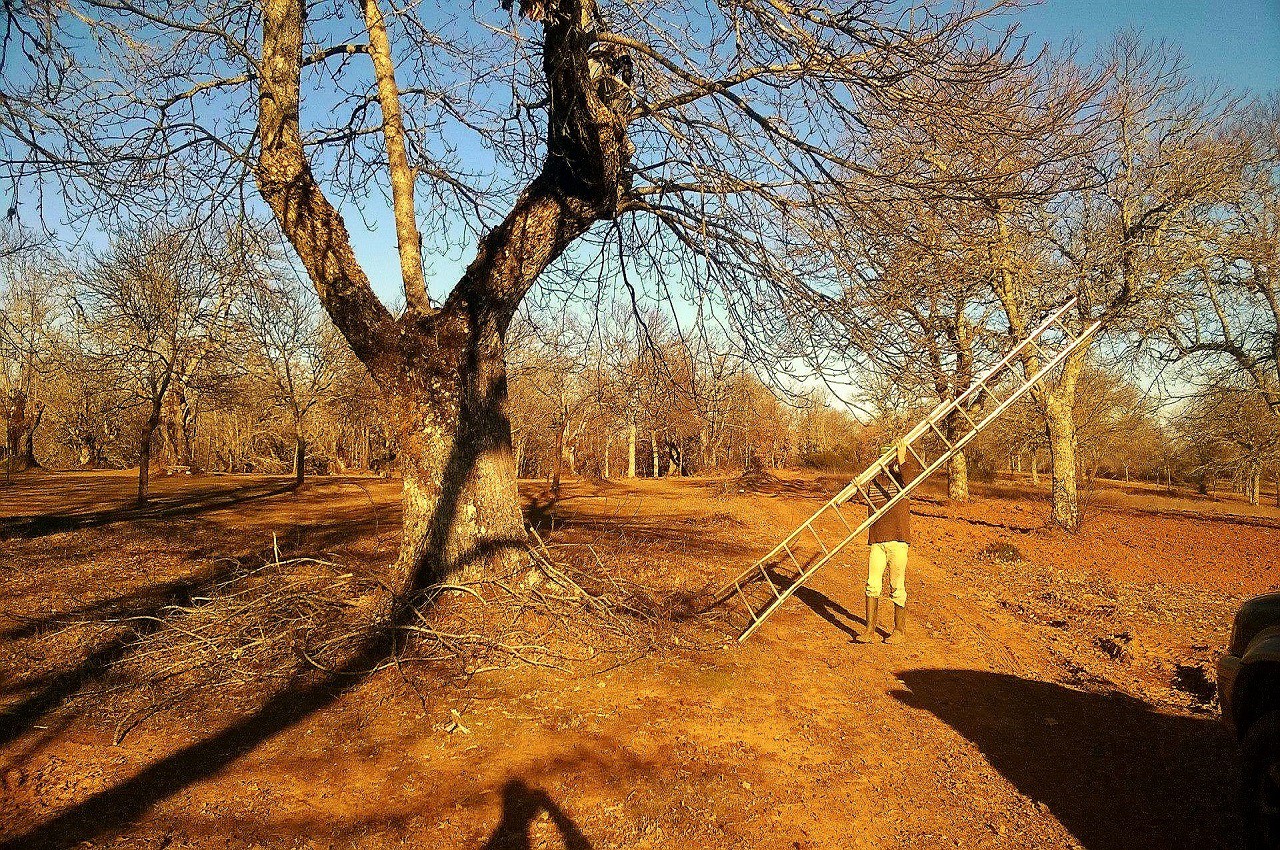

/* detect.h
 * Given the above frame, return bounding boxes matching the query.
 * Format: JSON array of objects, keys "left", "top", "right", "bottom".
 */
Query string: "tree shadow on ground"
[
  {"left": 0, "top": 479, "right": 299, "bottom": 540},
  {"left": 482, "top": 779, "right": 592, "bottom": 850},
  {"left": 893, "top": 669, "right": 1243, "bottom": 850},
  {"left": 1, "top": 335, "right": 518, "bottom": 848}
]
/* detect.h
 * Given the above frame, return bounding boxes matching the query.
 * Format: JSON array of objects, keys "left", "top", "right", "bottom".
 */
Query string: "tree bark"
[
  {"left": 651, "top": 430, "right": 660, "bottom": 478},
  {"left": 1044, "top": 397, "right": 1080, "bottom": 530},
  {"left": 947, "top": 450, "right": 969, "bottom": 502},
  {"left": 627, "top": 421, "right": 636, "bottom": 478},
  {"left": 1030, "top": 450, "right": 1039, "bottom": 486},
  {"left": 389, "top": 323, "right": 525, "bottom": 588},
  {"left": 293, "top": 422, "right": 306, "bottom": 486}
]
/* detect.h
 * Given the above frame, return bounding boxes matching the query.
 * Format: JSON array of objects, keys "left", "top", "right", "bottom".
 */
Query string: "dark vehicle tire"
[{"left": 1243, "top": 710, "right": 1280, "bottom": 850}]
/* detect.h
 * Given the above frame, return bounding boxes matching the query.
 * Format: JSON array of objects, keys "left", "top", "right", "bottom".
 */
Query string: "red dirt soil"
[{"left": 1, "top": 468, "right": 1276, "bottom": 849}]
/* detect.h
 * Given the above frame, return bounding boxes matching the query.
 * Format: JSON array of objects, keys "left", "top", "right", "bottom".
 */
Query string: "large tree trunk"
[
  {"left": 257, "top": 0, "right": 632, "bottom": 599},
  {"left": 389, "top": 327, "right": 525, "bottom": 590},
  {"left": 1044, "top": 396, "right": 1079, "bottom": 530}
]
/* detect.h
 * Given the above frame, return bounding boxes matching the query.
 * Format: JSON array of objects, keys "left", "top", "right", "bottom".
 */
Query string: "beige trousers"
[{"left": 866, "top": 541, "right": 908, "bottom": 606}]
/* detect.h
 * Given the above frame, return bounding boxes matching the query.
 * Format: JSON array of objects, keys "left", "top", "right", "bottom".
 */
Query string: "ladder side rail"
[
  {"left": 739, "top": 512, "right": 880, "bottom": 641},
  {"left": 911, "top": 297, "right": 1080, "bottom": 438},
  {"left": 735, "top": 318, "right": 1103, "bottom": 639}
]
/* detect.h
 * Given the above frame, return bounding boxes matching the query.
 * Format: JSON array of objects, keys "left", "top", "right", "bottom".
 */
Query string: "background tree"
[
  {"left": 0, "top": 252, "right": 57, "bottom": 472},
  {"left": 73, "top": 227, "right": 237, "bottom": 503},
  {"left": 239, "top": 272, "right": 344, "bottom": 485},
  {"left": 7, "top": 0, "right": 1038, "bottom": 596}
]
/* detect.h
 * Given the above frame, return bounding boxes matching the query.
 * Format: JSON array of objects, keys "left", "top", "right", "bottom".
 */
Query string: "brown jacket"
[{"left": 867, "top": 456, "right": 924, "bottom": 545}]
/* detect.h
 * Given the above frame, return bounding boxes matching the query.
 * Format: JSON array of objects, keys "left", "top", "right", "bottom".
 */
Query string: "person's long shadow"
[
  {"left": 894, "top": 670, "right": 1243, "bottom": 850},
  {"left": 482, "top": 779, "right": 592, "bottom": 850}
]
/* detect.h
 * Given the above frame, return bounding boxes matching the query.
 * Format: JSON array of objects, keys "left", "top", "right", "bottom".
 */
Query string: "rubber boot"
[
  {"left": 884, "top": 603, "right": 908, "bottom": 644},
  {"left": 856, "top": 595, "right": 880, "bottom": 643}
]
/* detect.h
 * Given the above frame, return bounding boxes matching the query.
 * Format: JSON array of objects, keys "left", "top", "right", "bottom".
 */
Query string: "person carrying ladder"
[{"left": 856, "top": 440, "right": 922, "bottom": 645}]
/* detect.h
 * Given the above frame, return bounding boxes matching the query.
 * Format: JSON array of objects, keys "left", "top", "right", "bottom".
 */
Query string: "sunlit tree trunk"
[
  {"left": 1044, "top": 395, "right": 1080, "bottom": 529},
  {"left": 626, "top": 421, "right": 636, "bottom": 478}
]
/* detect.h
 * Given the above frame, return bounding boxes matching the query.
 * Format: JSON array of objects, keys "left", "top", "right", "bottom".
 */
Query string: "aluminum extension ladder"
[{"left": 715, "top": 297, "right": 1101, "bottom": 642}]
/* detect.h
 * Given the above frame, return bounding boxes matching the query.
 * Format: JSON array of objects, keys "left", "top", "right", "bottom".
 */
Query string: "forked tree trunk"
[
  {"left": 1044, "top": 397, "right": 1079, "bottom": 530},
  {"left": 257, "top": 0, "right": 633, "bottom": 599}
]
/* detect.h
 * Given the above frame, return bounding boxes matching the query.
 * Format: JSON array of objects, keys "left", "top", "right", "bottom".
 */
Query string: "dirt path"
[{"left": 0, "top": 470, "right": 1259, "bottom": 849}]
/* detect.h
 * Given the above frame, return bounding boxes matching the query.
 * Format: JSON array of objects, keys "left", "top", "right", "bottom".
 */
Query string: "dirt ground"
[{"left": 1, "top": 467, "right": 1276, "bottom": 849}]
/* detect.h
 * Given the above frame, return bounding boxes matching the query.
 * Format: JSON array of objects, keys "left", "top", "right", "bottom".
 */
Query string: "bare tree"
[
  {"left": 8, "top": 0, "right": 1038, "bottom": 593},
  {"left": 73, "top": 227, "right": 236, "bottom": 503},
  {"left": 239, "top": 273, "right": 344, "bottom": 485},
  {"left": 0, "top": 253, "right": 57, "bottom": 472}
]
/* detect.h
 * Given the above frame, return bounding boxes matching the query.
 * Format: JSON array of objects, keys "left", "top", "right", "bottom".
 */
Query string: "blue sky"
[
  {"left": 351, "top": 0, "right": 1280, "bottom": 306},
  {"left": 1013, "top": 0, "right": 1280, "bottom": 94}
]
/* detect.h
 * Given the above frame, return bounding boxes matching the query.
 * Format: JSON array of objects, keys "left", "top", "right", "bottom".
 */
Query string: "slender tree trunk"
[
  {"left": 138, "top": 407, "right": 161, "bottom": 505},
  {"left": 293, "top": 421, "right": 306, "bottom": 486},
  {"left": 1044, "top": 398, "right": 1079, "bottom": 530},
  {"left": 651, "top": 430, "right": 659, "bottom": 479},
  {"left": 1249, "top": 467, "right": 1262, "bottom": 506},
  {"left": 627, "top": 421, "right": 637, "bottom": 478},
  {"left": 18, "top": 404, "right": 42, "bottom": 469},
  {"left": 551, "top": 417, "right": 566, "bottom": 494},
  {"left": 943, "top": 411, "right": 969, "bottom": 501},
  {"left": 603, "top": 432, "right": 613, "bottom": 479},
  {"left": 947, "top": 451, "right": 969, "bottom": 501},
  {"left": 1030, "top": 450, "right": 1039, "bottom": 487}
]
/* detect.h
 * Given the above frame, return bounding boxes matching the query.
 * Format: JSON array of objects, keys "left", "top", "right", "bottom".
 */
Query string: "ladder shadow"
[{"left": 789, "top": 585, "right": 863, "bottom": 641}]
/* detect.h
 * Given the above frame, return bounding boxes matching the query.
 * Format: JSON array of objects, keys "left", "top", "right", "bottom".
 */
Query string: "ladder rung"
[
  {"left": 725, "top": 299, "right": 1100, "bottom": 643},
  {"left": 757, "top": 562, "right": 782, "bottom": 600},
  {"left": 805, "top": 523, "right": 829, "bottom": 555},
  {"left": 928, "top": 420, "right": 955, "bottom": 451}
]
